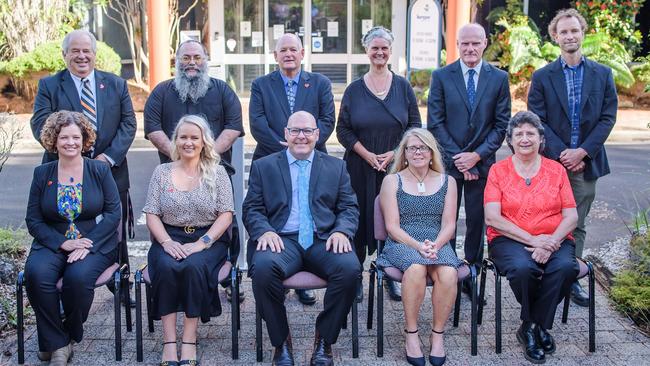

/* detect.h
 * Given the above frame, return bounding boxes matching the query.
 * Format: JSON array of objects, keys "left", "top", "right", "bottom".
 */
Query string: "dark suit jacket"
[
  {"left": 25, "top": 158, "right": 121, "bottom": 255},
  {"left": 528, "top": 57, "right": 617, "bottom": 180},
  {"left": 249, "top": 70, "right": 335, "bottom": 160},
  {"left": 31, "top": 69, "right": 137, "bottom": 192},
  {"left": 242, "top": 150, "right": 359, "bottom": 265},
  {"left": 427, "top": 60, "right": 511, "bottom": 179}
]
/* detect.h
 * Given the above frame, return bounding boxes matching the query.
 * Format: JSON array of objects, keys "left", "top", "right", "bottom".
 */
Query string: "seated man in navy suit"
[
  {"left": 243, "top": 111, "right": 361, "bottom": 366},
  {"left": 249, "top": 32, "right": 336, "bottom": 305}
]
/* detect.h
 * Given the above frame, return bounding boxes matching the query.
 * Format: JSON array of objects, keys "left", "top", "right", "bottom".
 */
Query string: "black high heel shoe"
[
  {"left": 404, "top": 329, "right": 425, "bottom": 366},
  {"left": 179, "top": 340, "right": 200, "bottom": 365},
  {"left": 429, "top": 329, "right": 446, "bottom": 366},
  {"left": 160, "top": 341, "right": 179, "bottom": 366}
]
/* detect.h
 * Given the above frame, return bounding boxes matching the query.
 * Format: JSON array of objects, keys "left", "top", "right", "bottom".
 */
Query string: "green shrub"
[
  {"left": 0, "top": 227, "right": 28, "bottom": 259},
  {"left": 632, "top": 55, "right": 650, "bottom": 93},
  {"left": 0, "top": 40, "right": 121, "bottom": 78}
]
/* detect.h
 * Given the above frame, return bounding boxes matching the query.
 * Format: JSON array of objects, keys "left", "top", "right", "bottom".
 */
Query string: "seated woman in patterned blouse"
[
  {"left": 377, "top": 128, "right": 461, "bottom": 366},
  {"left": 484, "top": 111, "right": 579, "bottom": 364},
  {"left": 143, "top": 115, "right": 234, "bottom": 366},
  {"left": 25, "top": 111, "right": 121, "bottom": 366}
]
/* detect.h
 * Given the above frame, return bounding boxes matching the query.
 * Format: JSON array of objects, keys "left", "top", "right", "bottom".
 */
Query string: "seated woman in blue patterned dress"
[
  {"left": 25, "top": 111, "right": 121, "bottom": 366},
  {"left": 143, "top": 115, "right": 234, "bottom": 366},
  {"left": 377, "top": 128, "right": 461, "bottom": 366}
]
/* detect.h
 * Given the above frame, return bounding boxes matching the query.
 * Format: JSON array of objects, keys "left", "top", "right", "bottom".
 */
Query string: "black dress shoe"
[
  {"left": 535, "top": 326, "right": 556, "bottom": 354},
  {"left": 386, "top": 279, "right": 402, "bottom": 301},
  {"left": 272, "top": 336, "right": 294, "bottom": 366},
  {"left": 310, "top": 334, "right": 333, "bottom": 366},
  {"left": 570, "top": 281, "right": 589, "bottom": 307},
  {"left": 516, "top": 321, "right": 545, "bottom": 364},
  {"left": 296, "top": 289, "right": 317, "bottom": 305}
]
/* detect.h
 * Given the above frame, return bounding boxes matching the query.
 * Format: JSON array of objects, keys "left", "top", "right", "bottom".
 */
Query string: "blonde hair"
[
  {"left": 548, "top": 8, "right": 588, "bottom": 37},
  {"left": 389, "top": 128, "right": 445, "bottom": 174},
  {"left": 40, "top": 111, "right": 96, "bottom": 154},
  {"left": 170, "top": 115, "right": 221, "bottom": 200}
]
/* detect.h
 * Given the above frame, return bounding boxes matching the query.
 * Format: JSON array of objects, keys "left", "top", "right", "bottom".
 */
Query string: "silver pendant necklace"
[{"left": 408, "top": 167, "right": 429, "bottom": 194}]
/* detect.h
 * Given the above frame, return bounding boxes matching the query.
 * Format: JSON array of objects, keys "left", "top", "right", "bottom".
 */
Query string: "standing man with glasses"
[
  {"left": 144, "top": 39, "right": 244, "bottom": 301},
  {"left": 244, "top": 111, "right": 360, "bottom": 366},
  {"left": 528, "top": 8, "right": 617, "bottom": 307},
  {"left": 427, "top": 23, "right": 511, "bottom": 297},
  {"left": 249, "top": 32, "right": 335, "bottom": 305},
  {"left": 31, "top": 29, "right": 137, "bottom": 286}
]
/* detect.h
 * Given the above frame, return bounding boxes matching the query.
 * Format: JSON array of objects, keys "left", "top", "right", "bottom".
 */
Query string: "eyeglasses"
[
  {"left": 286, "top": 127, "right": 318, "bottom": 136},
  {"left": 180, "top": 55, "right": 204, "bottom": 63},
  {"left": 405, "top": 145, "right": 431, "bottom": 154}
]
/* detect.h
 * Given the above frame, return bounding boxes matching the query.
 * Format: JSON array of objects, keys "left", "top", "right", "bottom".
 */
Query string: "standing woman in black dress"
[{"left": 336, "top": 26, "right": 422, "bottom": 301}]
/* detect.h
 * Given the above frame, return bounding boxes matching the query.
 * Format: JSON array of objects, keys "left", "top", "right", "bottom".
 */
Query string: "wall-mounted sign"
[
  {"left": 407, "top": 0, "right": 442, "bottom": 71},
  {"left": 312, "top": 37, "right": 323, "bottom": 52},
  {"left": 240, "top": 21, "right": 251, "bottom": 37}
]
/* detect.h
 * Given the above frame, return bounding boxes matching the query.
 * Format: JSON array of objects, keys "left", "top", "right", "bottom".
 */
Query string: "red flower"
[
  {"left": 601, "top": 3, "right": 607, "bottom": 9},
  {"left": 588, "top": 1, "right": 594, "bottom": 6},
  {"left": 576, "top": 1, "right": 581, "bottom": 6}
]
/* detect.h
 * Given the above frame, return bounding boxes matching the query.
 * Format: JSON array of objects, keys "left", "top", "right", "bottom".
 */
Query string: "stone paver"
[{"left": 7, "top": 266, "right": 650, "bottom": 366}]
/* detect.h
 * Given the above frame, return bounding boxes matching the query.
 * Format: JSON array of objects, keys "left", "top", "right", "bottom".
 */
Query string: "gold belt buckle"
[{"left": 184, "top": 226, "right": 195, "bottom": 234}]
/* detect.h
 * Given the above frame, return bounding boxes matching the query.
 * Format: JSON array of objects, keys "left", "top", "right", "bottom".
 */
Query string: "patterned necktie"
[
  {"left": 467, "top": 69, "right": 476, "bottom": 108},
  {"left": 80, "top": 78, "right": 97, "bottom": 129},
  {"left": 296, "top": 160, "right": 314, "bottom": 249},
  {"left": 286, "top": 80, "right": 296, "bottom": 114}
]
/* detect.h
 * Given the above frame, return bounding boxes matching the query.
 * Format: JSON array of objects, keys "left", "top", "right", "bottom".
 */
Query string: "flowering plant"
[{"left": 573, "top": 0, "right": 645, "bottom": 54}]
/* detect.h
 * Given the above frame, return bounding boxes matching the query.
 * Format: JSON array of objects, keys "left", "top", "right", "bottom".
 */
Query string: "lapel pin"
[
  {"left": 47, "top": 180, "right": 53, "bottom": 186},
  {"left": 99, "top": 83, "right": 105, "bottom": 89},
  {"left": 304, "top": 83, "right": 310, "bottom": 88}
]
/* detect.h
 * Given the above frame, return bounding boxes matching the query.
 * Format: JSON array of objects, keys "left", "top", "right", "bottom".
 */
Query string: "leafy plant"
[
  {"left": 0, "top": 227, "right": 28, "bottom": 259},
  {"left": 581, "top": 32, "right": 635, "bottom": 88},
  {"left": 632, "top": 55, "right": 650, "bottom": 92}
]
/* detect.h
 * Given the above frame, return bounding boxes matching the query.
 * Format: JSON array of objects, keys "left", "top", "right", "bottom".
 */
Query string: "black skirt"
[{"left": 147, "top": 224, "right": 229, "bottom": 322}]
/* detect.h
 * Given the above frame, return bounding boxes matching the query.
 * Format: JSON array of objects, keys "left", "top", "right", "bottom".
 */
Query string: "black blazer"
[
  {"left": 25, "top": 158, "right": 121, "bottom": 255},
  {"left": 528, "top": 57, "right": 617, "bottom": 180},
  {"left": 249, "top": 70, "right": 335, "bottom": 160},
  {"left": 30, "top": 69, "right": 137, "bottom": 192},
  {"left": 427, "top": 60, "right": 511, "bottom": 178},
  {"left": 242, "top": 150, "right": 359, "bottom": 264}
]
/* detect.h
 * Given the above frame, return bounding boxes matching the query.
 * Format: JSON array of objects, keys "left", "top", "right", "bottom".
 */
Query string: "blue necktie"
[
  {"left": 286, "top": 80, "right": 296, "bottom": 114},
  {"left": 467, "top": 69, "right": 476, "bottom": 107},
  {"left": 296, "top": 160, "right": 313, "bottom": 249}
]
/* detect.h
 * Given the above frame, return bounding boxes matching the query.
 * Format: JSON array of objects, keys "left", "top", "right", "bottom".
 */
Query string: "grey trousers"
[{"left": 568, "top": 172, "right": 597, "bottom": 257}]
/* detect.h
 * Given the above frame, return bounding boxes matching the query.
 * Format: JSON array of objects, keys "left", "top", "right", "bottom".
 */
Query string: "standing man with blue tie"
[
  {"left": 31, "top": 29, "right": 137, "bottom": 277},
  {"left": 528, "top": 9, "right": 617, "bottom": 307},
  {"left": 243, "top": 111, "right": 360, "bottom": 366},
  {"left": 249, "top": 33, "right": 336, "bottom": 305},
  {"left": 427, "top": 23, "right": 511, "bottom": 296}
]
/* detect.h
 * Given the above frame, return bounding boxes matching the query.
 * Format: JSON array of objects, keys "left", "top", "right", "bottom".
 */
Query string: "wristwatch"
[{"left": 201, "top": 234, "right": 213, "bottom": 248}]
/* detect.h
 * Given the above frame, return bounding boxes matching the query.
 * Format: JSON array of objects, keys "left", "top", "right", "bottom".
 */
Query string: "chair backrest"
[{"left": 373, "top": 196, "right": 388, "bottom": 241}]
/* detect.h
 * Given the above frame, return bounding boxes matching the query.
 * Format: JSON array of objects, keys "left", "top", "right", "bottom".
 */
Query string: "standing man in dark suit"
[
  {"left": 427, "top": 23, "right": 511, "bottom": 295},
  {"left": 528, "top": 8, "right": 617, "bottom": 307},
  {"left": 243, "top": 111, "right": 360, "bottom": 366},
  {"left": 31, "top": 30, "right": 136, "bottom": 273},
  {"left": 249, "top": 32, "right": 336, "bottom": 305}
]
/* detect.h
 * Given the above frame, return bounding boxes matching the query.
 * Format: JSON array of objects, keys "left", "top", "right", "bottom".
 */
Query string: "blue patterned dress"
[
  {"left": 57, "top": 183, "right": 83, "bottom": 239},
  {"left": 377, "top": 174, "right": 463, "bottom": 271}
]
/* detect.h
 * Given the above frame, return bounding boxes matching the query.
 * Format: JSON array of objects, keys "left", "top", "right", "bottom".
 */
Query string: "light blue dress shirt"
[{"left": 282, "top": 149, "right": 315, "bottom": 233}]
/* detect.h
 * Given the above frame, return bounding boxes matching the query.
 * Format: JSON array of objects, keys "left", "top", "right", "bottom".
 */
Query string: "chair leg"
[
  {"left": 377, "top": 270, "right": 384, "bottom": 358},
  {"left": 145, "top": 283, "right": 154, "bottom": 333},
  {"left": 352, "top": 297, "right": 359, "bottom": 358},
  {"left": 114, "top": 271, "right": 122, "bottom": 361},
  {"left": 561, "top": 293, "right": 570, "bottom": 323},
  {"left": 122, "top": 267, "right": 132, "bottom": 332},
  {"left": 588, "top": 262, "right": 596, "bottom": 352},
  {"left": 453, "top": 281, "right": 461, "bottom": 327},
  {"left": 367, "top": 266, "right": 375, "bottom": 330},
  {"left": 342, "top": 309, "right": 348, "bottom": 329},
  {"left": 477, "top": 260, "right": 488, "bottom": 325},
  {"left": 495, "top": 270, "right": 502, "bottom": 354},
  {"left": 237, "top": 270, "right": 242, "bottom": 331},
  {"left": 231, "top": 266, "right": 239, "bottom": 360},
  {"left": 470, "top": 266, "right": 478, "bottom": 356},
  {"left": 135, "top": 270, "right": 143, "bottom": 362},
  {"left": 16, "top": 271, "right": 24, "bottom": 365},
  {"left": 256, "top": 304, "right": 263, "bottom": 362}
]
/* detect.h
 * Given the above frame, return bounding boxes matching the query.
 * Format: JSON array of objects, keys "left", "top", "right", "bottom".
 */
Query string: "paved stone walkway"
[{"left": 9, "top": 263, "right": 650, "bottom": 366}]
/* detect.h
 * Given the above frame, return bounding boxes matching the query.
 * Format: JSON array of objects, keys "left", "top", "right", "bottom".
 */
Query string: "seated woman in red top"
[{"left": 484, "top": 111, "right": 579, "bottom": 364}]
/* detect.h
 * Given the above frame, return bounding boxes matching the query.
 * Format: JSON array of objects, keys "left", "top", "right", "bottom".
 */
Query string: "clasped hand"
[
  {"left": 364, "top": 151, "right": 394, "bottom": 172},
  {"left": 525, "top": 247, "right": 552, "bottom": 264},
  {"left": 161, "top": 240, "right": 205, "bottom": 260},
  {"left": 61, "top": 238, "right": 93, "bottom": 263},
  {"left": 530, "top": 234, "right": 561, "bottom": 252},
  {"left": 417, "top": 239, "right": 438, "bottom": 260}
]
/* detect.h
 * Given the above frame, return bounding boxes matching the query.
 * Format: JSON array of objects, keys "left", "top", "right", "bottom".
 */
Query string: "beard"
[{"left": 173, "top": 61, "right": 211, "bottom": 104}]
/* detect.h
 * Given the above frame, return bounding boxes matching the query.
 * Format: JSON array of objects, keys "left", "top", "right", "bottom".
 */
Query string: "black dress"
[{"left": 336, "top": 73, "right": 422, "bottom": 262}]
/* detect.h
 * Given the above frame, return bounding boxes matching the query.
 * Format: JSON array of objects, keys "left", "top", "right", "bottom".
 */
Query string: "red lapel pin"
[
  {"left": 47, "top": 180, "right": 53, "bottom": 186},
  {"left": 304, "top": 83, "right": 310, "bottom": 88}
]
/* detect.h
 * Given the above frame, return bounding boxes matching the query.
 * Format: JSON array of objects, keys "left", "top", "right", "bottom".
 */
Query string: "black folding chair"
[
  {"left": 367, "top": 196, "right": 478, "bottom": 357},
  {"left": 478, "top": 256, "right": 596, "bottom": 353}
]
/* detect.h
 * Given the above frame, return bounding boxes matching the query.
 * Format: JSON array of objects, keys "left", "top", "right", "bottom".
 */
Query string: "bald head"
[
  {"left": 287, "top": 111, "right": 316, "bottom": 128},
  {"left": 457, "top": 23, "right": 487, "bottom": 68},
  {"left": 285, "top": 111, "right": 319, "bottom": 159}
]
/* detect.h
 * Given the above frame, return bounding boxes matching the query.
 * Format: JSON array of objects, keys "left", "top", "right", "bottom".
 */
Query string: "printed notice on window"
[
  {"left": 252, "top": 31, "right": 263, "bottom": 47},
  {"left": 362, "top": 19, "right": 373, "bottom": 35},
  {"left": 273, "top": 24, "right": 285, "bottom": 40},
  {"left": 327, "top": 22, "right": 339, "bottom": 37},
  {"left": 240, "top": 21, "right": 251, "bottom": 37}
]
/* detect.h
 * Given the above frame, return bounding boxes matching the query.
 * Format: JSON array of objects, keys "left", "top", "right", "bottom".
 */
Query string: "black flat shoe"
[
  {"left": 535, "top": 326, "right": 556, "bottom": 354},
  {"left": 386, "top": 278, "right": 402, "bottom": 301},
  {"left": 570, "top": 281, "right": 589, "bottom": 307},
  {"left": 516, "top": 322, "right": 545, "bottom": 364},
  {"left": 273, "top": 335, "right": 294, "bottom": 366},
  {"left": 310, "top": 332, "right": 333, "bottom": 366},
  {"left": 296, "top": 289, "right": 317, "bottom": 305}
]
